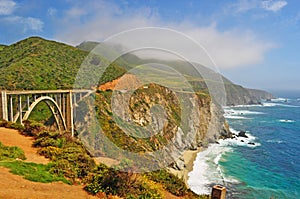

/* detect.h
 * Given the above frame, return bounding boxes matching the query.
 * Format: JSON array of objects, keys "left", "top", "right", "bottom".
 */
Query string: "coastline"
[{"left": 168, "top": 147, "right": 202, "bottom": 187}]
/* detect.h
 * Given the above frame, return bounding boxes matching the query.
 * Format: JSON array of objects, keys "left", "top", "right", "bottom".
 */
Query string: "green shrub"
[
  {"left": 0, "top": 161, "right": 69, "bottom": 184},
  {"left": 0, "top": 120, "right": 8, "bottom": 127},
  {"left": 145, "top": 169, "right": 188, "bottom": 196},
  {"left": 37, "top": 146, "right": 61, "bottom": 159},
  {"left": 85, "top": 164, "right": 162, "bottom": 198},
  {"left": 0, "top": 142, "right": 26, "bottom": 161},
  {"left": 33, "top": 131, "right": 65, "bottom": 148},
  {"left": 49, "top": 159, "right": 77, "bottom": 179},
  {"left": 1, "top": 121, "right": 25, "bottom": 131},
  {"left": 57, "top": 146, "right": 96, "bottom": 178},
  {"left": 22, "top": 120, "right": 45, "bottom": 137}
]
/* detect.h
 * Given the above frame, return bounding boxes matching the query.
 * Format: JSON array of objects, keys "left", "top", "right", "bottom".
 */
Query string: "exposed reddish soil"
[
  {"left": 98, "top": 74, "right": 141, "bottom": 91},
  {"left": 0, "top": 128, "right": 48, "bottom": 164},
  {"left": 0, "top": 167, "right": 97, "bottom": 199},
  {"left": 0, "top": 127, "right": 185, "bottom": 199},
  {"left": 0, "top": 127, "right": 98, "bottom": 199}
]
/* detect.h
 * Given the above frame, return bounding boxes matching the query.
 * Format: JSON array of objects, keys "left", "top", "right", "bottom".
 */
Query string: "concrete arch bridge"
[{"left": 0, "top": 90, "right": 93, "bottom": 136}]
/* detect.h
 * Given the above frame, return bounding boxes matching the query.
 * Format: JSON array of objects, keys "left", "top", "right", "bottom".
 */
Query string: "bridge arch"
[{"left": 23, "top": 96, "right": 67, "bottom": 132}]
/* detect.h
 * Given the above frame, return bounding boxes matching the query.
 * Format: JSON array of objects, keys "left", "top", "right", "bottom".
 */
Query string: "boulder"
[{"left": 238, "top": 131, "right": 248, "bottom": 138}]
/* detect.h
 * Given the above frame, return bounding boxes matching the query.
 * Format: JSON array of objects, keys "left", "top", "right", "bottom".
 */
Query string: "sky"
[{"left": 0, "top": 0, "right": 300, "bottom": 94}]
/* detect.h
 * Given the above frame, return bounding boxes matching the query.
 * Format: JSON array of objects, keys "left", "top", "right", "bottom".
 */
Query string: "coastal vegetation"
[
  {"left": 0, "top": 139, "right": 69, "bottom": 184},
  {"left": 0, "top": 36, "right": 273, "bottom": 198},
  {"left": 0, "top": 120, "right": 207, "bottom": 198}
]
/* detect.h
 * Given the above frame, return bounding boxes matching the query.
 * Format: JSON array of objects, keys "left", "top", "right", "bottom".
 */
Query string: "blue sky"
[{"left": 0, "top": 0, "right": 300, "bottom": 94}]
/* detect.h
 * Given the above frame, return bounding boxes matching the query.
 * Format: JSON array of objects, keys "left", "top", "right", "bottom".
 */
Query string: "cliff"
[
  {"left": 76, "top": 83, "right": 231, "bottom": 184},
  {"left": 224, "top": 86, "right": 274, "bottom": 106},
  {"left": 247, "top": 88, "right": 275, "bottom": 101}
]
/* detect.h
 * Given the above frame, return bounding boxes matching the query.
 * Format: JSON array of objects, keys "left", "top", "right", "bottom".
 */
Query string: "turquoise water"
[
  {"left": 223, "top": 99, "right": 300, "bottom": 198},
  {"left": 189, "top": 98, "right": 300, "bottom": 199}
]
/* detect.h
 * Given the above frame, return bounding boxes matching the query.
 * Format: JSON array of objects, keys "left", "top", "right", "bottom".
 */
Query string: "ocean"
[{"left": 188, "top": 98, "right": 300, "bottom": 199}]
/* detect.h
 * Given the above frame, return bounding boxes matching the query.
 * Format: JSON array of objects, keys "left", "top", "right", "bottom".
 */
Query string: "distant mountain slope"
[
  {"left": 76, "top": 41, "right": 99, "bottom": 52},
  {"left": 77, "top": 41, "right": 274, "bottom": 105},
  {"left": 247, "top": 88, "right": 274, "bottom": 101}
]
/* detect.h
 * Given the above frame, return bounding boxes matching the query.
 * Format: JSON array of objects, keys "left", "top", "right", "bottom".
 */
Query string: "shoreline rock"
[{"left": 238, "top": 131, "right": 248, "bottom": 138}]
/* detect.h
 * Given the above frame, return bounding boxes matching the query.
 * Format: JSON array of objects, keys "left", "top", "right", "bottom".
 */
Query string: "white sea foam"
[
  {"left": 188, "top": 128, "right": 260, "bottom": 195},
  {"left": 224, "top": 109, "right": 264, "bottom": 115},
  {"left": 266, "top": 139, "right": 284, "bottom": 144},
  {"left": 223, "top": 108, "right": 263, "bottom": 120},
  {"left": 224, "top": 104, "right": 263, "bottom": 108},
  {"left": 224, "top": 115, "right": 249, "bottom": 119},
  {"left": 262, "top": 102, "right": 299, "bottom": 108},
  {"left": 270, "top": 98, "right": 290, "bottom": 102},
  {"left": 279, "top": 119, "right": 295, "bottom": 123},
  {"left": 224, "top": 99, "right": 298, "bottom": 108},
  {"left": 188, "top": 143, "right": 232, "bottom": 195},
  {"left": 219, "top": 128, "right": 261, "bottom": 148}
]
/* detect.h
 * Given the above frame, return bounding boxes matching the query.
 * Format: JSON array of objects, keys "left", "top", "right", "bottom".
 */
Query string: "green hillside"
[
  {"left": 0, "top": 44, "right": 6, "bottom": 51},
  {"left": 0, "top": 37, "right": 125, "bottom": 90}
]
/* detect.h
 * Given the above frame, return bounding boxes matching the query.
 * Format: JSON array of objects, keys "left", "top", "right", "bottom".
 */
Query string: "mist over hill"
[
  {"left": 77, "top": 41, "right": 274, "bottom": 105},
  {"left": 0, "top": 37, "right": 273, "bottom": 105}
]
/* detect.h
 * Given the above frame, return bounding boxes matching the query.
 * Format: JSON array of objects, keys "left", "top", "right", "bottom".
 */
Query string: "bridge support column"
[
  {"left": 18, "top": 95, "right": 23, "bottom": 124},
  {"left": 66, "top": 91, "right": 74, "bottom": 136},
  {"left": 0, "top": 91, "right": 8, "bottom": 121}
]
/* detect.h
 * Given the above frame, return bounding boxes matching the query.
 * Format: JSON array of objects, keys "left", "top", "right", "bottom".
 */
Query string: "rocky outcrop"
[
  {"left": 109, "top": 83, "right": 231, "bottom": 176},
  {"left": 77, "top": 83, "right": 231, "bottom": 176},
  {"left": 247, "top": 88, "right": 275, "bottom": 101},
  {"left": 224, "top": 83, "right": 274, "bottom": 106}
]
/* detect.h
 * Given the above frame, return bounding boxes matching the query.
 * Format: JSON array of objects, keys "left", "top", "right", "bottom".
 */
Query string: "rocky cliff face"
[
  {"left": 76, "top": 83, "right": 231, "bottom": 175},
  {"left": 247, "top": 88, "right": 275, "bottom": 101},
  {"left": 224, "top": 83, "right": 274, "bottom": 106}
]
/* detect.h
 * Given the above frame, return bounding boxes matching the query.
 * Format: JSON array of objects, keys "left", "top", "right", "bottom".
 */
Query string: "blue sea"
[{"left": 188, "top": 98, "right": 300, "bottom": 199}]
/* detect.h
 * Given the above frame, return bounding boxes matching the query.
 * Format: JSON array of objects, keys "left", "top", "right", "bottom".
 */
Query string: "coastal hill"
[
  {"left": 0, "top": 37, "right": 273, "bottom": 105},
  {"left": 0, "top": 37, "right": 273, "bottom": 198},
  {"left": 77, "top": 41, "right": 274, "bottom": 106},
  {"left": 0, "top": 37, "right": 125, "bottom": 90}
]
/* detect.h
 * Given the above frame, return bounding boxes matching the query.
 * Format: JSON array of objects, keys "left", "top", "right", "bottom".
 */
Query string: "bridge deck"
[{"left": 4, "top": 89, "right": 93, "bottom": 95}]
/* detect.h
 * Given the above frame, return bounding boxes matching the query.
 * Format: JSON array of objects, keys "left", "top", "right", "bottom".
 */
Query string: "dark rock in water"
[
  {"left": 241, "top": 140, "right": 244, "bottom": 142},
  {"left": 215, "top": 141, "right": 220, "bottom": 144},
  {"left": 248, "top": 142, "right": 255, "bottom": 145},
  {"left": 238, "top": 131, "right": 248, "bottom": 138}
]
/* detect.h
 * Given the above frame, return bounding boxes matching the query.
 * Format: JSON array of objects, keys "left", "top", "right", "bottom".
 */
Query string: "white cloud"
[
  {"left": 54, "top": 0, "right": 274, "bottom": 69},
  {"left": 23, "top": 17, "right": 44, "bottom": 32},
  {"left": 229, "top": 0, "right": 259, "bottom": 13},
  {"left": 230, "top": 0, "right": 287, "bottom": 13},
  {"left": 0, "top": 0, "right": 43, "bottom": 32},
  {"left": 3, "top": 16, "right": 44, "bottom": 32},
  {"left": 66, "top": 7, "right": 87, "bottom": 18},
  {"left": 48, "top": 7, "right": 57, "bottom": 16},
  {"left": 262, "top": 0, "right": 287, "bottom": 12},
  {"left": 184, "top": 26, "right": 274, "bottom": 68},
  {"left": 0, "top": 0, "right": 16, "bottom": 15}
]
